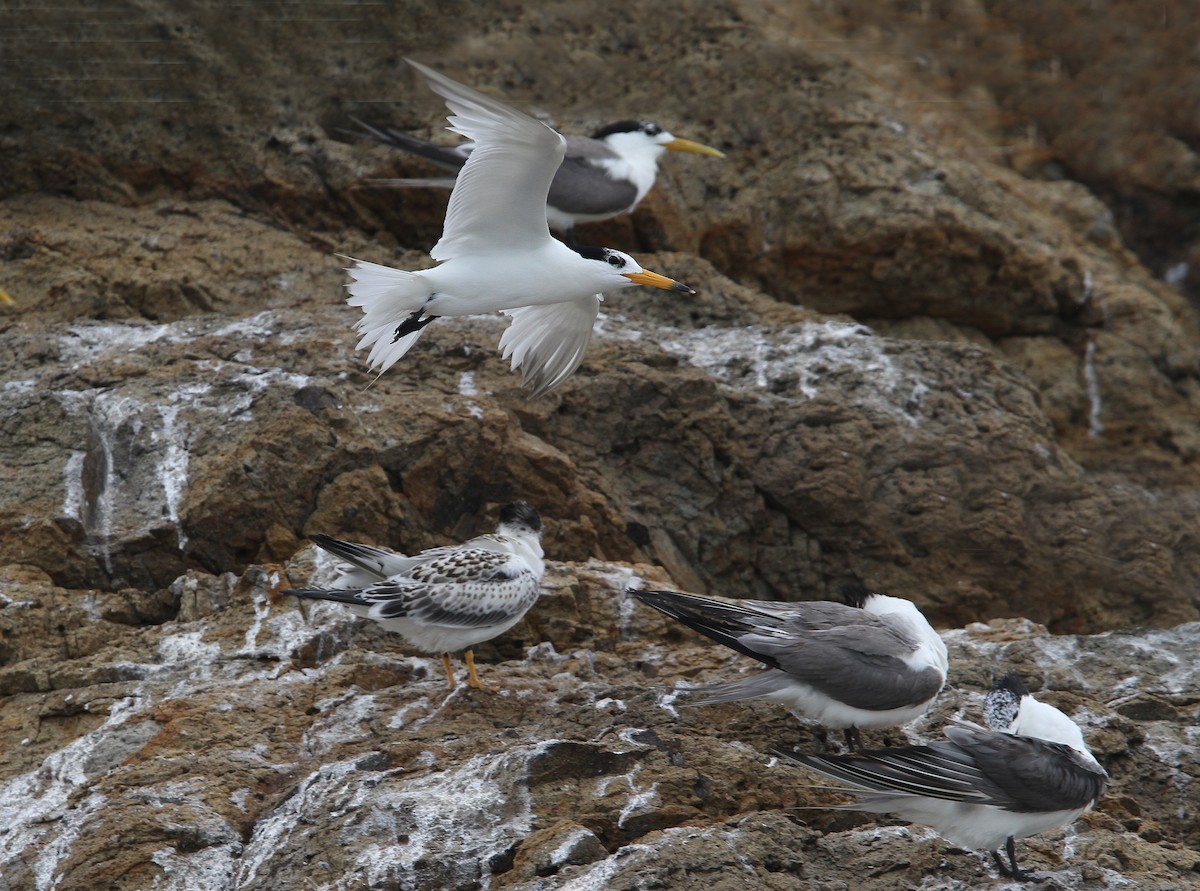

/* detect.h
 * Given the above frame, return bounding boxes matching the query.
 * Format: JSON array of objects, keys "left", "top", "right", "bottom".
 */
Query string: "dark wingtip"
[
  {"left": 630, "top": 587, "right": 676, "bottom": 607},
  {"left": 994, "top": 671, "right": 1030, "bottom": 698},
  {"left": 283, "top": 585, "right": 370, "bottom": 606},
  {"left": 499, "top": 500, "right": 542, "bottom": 533},
  {"left": 349, "top": 116, "right": 387, "bottom": 140}
]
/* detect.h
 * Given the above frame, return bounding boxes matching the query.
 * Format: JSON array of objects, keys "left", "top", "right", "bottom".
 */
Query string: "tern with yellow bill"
[
  {"left": 356, "top": 116, "right": 725, "bottom": 245},
  {"left": 343, "top": 60, "right": 697, "bottom": 396}
]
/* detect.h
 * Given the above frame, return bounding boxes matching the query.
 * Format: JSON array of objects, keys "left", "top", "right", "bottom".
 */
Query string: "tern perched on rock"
[
  {"left": 343, "top": 60, "right": 696, "bottom": 396},
  {"left": 790, "top": 672, "right": 1109, "bottom": 881},
  {"left": 633, "top": 586, "right": 948, "bottom": 749},
  {"left": 286, "top": 501, "right": 545, "bottom": 691},
  {"left": 355, "top": 115, "right": 724, "bottom": 245}
]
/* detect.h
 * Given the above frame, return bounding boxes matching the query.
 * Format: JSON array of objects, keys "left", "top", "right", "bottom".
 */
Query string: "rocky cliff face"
[
  {"left": 1, "top": 560, "right": 1197, "bottom": 890},
  {"left": 2, "top": 2, "right": 1199, "bottom": 889}
]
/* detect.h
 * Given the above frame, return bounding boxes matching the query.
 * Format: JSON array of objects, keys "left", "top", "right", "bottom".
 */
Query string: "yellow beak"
[
  {"left": 623, "top": 270, "right": 696, "bottom": 294},
  {"left": 666, "top": 136, "right": 725, "bottom": 158},
  {"left": 0, "top": 287, "right": 14, "bottom": 305}
]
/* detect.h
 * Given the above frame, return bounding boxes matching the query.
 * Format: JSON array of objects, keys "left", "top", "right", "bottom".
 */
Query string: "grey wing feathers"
[
  {"left": 797, "top": 730, "right": 1108, "bottom": 814},
  {"left": 562, "top": 134, "right": 621, "bottom": 163},
  {"left": 687, "top": 670, "right": 797, "bottom": 706},
  {"left": 354, "top": 117, "right": 471, "bottom": 172},
  {"left": 792, "top": 742, "right": 995, "bottom": 803},
  {"left": 310, "top": 534, "right": 414, "bottom": 579},
  {"left": 635, "top": 589, "right": 940, "bottom": 711},
  {"left": 285, "top": 585, "right": 371, "bottom": 607},
  {"left": 765, "top": 627, "right": 945, "bottom": 711},
  {"left": 548, "top": 151, "right": 639, "bottom": 216},
  {"left": 358, "top": 122, "right": 640, "bottom": 217},
  {"left": 632, "top": 589, "right": 810, "bottom": 668},
  {"left": 369, "top": 175, "right": 459, "bottom": 189},
  {"left": 944, "top": 725, "right": 1109, "bottom": 812}
]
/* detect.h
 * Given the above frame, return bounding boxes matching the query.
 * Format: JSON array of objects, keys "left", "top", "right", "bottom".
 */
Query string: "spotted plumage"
[
  {"left": 982, "top": 671, "right": 1027, "bottom": 731},
  {"left": 286, "top": 501, "right": 544, "bottom": 690}
]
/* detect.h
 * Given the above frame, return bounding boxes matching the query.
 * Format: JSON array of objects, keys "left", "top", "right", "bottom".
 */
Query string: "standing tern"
[
  {"left": 790, "top": 672, "right": 1109, "bottom": 881},
  {"left": 285, "top": 501, "right": 545, "bottom": 691},
  {"left": 632, "top": 586, "right": 948, "bottom": 749},
  {"left": 343, "top": 60, "right": 697, "bottom": 396},
  {"left": 354, "top": 116, "right": 725, "bottom": 245}
]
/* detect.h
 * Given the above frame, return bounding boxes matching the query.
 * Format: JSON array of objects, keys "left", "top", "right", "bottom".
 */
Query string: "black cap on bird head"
[
  {"left": 499, "top": 500, "right": 542, "bottom": 534},
  {"left": 983, "top": 671, "right": 1030, "bottom": 731},
  {"left": 840, "top": 583, "right": 874, "bottom": 610},
  {"left": 590, "top": 120, "right": 663, "bottom": 140},
  {"left": 994, "top": 671, "right": 1030, "bottom": 699}
]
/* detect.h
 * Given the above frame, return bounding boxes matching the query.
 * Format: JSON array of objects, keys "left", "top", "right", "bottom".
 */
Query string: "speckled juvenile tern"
[
  {"left": 355, "top": 115, "right": 724, "bottom": 245},
  {"left": 790, "top": 673, "right": 1109, "bottom": 881},
  {"left": 286, "top": 501, "right": 544, "bottom": 691},
  {"left": 633, "top": 586, "right": 948, "bottom": 749},
  {"left": 343, "top": 60, "right": 696, "bottom": 395}
]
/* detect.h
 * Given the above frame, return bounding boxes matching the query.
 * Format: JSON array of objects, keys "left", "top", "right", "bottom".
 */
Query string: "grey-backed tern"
[
  {"left": 633, "top": 586, "right": 948, "bottom": 749},
  {"left": 344, "top": 61, "right": 697, "bottom": 395},
  {"left": 355, "top": 115, "right": 724, "bottom": 245},
  {"left": 791, "top": 673, "right": 1109, "bottom": 881}
]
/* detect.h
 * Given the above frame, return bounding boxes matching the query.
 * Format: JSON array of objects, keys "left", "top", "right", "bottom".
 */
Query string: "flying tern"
[
  {"left": 286, "top": 501, "right": 545, "bottom": 691},
  {"left": 343, "top": 60, "right": 697, "bottom": 395},
  {"left": 354, "top": 115, "right": 724, "bottom": 245},
  {"left": 790, "top": 673, "right": 1109, "bottom": 881},
  {"left": 632, "top": 586, "right": 948, "bottom": 749}
]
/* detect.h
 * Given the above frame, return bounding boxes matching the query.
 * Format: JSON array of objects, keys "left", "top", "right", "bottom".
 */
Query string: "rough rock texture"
[
  {"left": 2, "top": 199, "right": 1198, "bottom": 633},
  {"left": 802, "top": 0, "right": 1200, "bottom": 298},
  {"left": 3, "top": 1, "right": 1200, "bottom": 889},
  {"left": 1, "top": 561, "right": 1198, "bottom": 891}
]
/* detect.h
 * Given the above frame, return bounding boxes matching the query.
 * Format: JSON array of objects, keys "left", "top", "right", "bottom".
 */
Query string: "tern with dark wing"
[
  {"left": 633, "top": 586, "right": 948, "bottom": 749},
  {"left": 355, "top": 116, "right": 724, "bottom": 245},
  {"left": 343, "top": 60, "right": 696, "bottom": 396},
  {"left": 790, "top": 673, "right": 1109, "bottom": 882},
  {"left": 286, "top": 501, "right": 544, "bottom": 691}
]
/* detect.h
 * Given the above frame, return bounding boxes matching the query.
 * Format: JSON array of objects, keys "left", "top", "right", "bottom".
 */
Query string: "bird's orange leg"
[{"left": 465, "top": 650, "right": 498, "bottom": 692}]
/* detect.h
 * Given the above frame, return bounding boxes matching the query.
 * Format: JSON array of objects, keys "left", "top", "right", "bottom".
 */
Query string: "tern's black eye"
[
  {"left": 607, "top": 254, "right": 626, "bottom": 268},
  {"left": 641, "top": 121, "right": 662, "bottom": 136}
]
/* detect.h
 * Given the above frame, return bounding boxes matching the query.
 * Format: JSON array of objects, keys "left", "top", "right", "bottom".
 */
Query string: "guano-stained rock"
[{"left": 3, "top": 2, "right": 1200, "bottom": 889}]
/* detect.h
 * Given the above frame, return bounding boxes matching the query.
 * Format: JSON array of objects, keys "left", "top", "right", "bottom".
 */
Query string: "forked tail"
[
  {"left": 632, "top": 588, "right": 785, "bottom": 669},
  {"left": 343, "top": 257, "right": 435, "bottom": 374},
  {"left": 351, "top": 116, "right": 470, "bottom": 174},
  {"left": 686, "top": 671, "right": 795, "bottom": 706}
]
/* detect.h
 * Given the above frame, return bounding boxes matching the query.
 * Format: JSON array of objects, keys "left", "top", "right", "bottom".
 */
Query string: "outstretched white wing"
[
  {"left": 407, "top": 59, "right": 565, "bottom": 261},
  {"left": 500, "top": 296, "right": 600, "bottom": 395}
]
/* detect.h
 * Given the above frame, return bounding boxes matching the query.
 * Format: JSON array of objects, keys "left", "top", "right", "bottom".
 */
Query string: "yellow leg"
[
  {"left": 465, "top": 650, "right": 497, "bottom": 692},
  {"left": 441, "top": 653, "right": 457, "bottom": 690}
]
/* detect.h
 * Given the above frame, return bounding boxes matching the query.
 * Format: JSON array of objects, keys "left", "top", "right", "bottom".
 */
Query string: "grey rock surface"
[{"left": 2, "top": 1, "right": 1200, "bottom": 889}]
